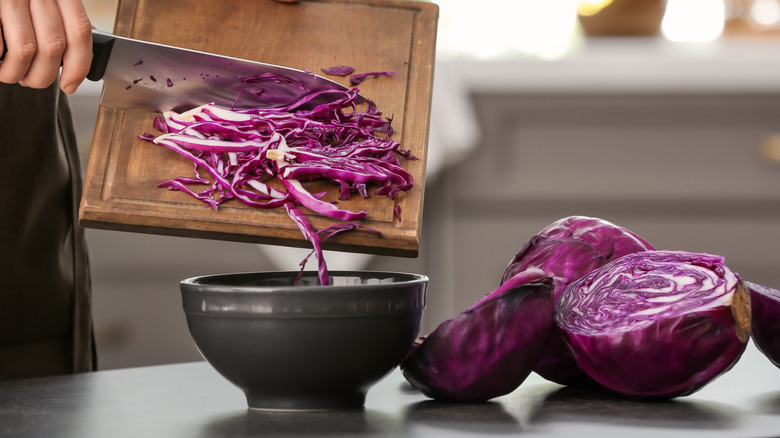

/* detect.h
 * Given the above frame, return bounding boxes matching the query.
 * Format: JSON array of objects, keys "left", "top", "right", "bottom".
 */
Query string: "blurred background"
[{"left": 74, "top": 0, "right": 780, "bottom": 370}]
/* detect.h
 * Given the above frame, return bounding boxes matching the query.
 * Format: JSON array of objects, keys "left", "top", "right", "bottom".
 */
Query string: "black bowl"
[{"left": 181, "top": 271, "right": 428, "bottom": 411}]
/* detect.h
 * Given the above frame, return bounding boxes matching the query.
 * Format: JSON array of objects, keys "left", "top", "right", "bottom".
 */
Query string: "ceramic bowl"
[{"left": 180, "top": 271, "right": 428, "bottom": 411}]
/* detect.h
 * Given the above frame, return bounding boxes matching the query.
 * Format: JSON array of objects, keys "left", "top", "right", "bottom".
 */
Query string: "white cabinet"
[
  {"left": 416, "top": 91, "right": 780, "bottom": 313},
  {"left": 381, "top": 37, "right": 780, "bottom": 314}
]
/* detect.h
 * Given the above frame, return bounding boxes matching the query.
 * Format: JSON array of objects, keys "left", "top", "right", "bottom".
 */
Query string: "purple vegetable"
[
  {"left": 140, "top": 82, "right": 413, "bottom": 285},
  {"left": 401, "top": 268, "right": 555, "bottom": 402},
  {"left": 501, "top": 216, "right": 654, "bottom": 386},
  {"left": 321, "top": 65, "right": 355, "bottom": 76},
  {"left": 349, "top": 71, "right": 396, "bottom": 85},
  {"left": 745, "top": 281, "right": 780, "bottom": 369},
  {"left": 240, "top": 73, "right": 308, "bottom": 92},
  {"left": 284, "top": 202, "right": 329, "bottom": 285},
  {"left": 556, "top": 250, "right": 751, "bottom": 399}
]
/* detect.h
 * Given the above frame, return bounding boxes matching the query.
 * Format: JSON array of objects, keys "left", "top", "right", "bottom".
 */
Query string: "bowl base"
[{"left": 245, "top": 391, "right": 366, "bottom": 411}]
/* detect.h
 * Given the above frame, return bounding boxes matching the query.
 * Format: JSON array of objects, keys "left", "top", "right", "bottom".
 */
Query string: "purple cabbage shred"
[
  {"left": 349, "top": 71, "right": 396, "bottom": 85},
  {"left": 139, "top": 82, "right": 412, "bottom": 285},
  {"left": 321, "top": 65, "right": 355, "bottom": 76}
]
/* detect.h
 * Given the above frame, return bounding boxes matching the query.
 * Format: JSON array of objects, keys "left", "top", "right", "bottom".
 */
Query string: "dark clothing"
[{"left": 0, "top": 82, "right": 95, "bottom": 379}]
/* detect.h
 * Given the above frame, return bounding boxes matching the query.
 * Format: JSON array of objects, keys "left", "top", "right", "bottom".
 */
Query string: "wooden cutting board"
[{"left": 79, "top": 0, "right": 438, "bottom": 257}]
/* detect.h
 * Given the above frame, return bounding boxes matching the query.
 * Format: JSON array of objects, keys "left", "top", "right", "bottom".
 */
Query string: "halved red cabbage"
[
  {"left": 400, "top": 268, "right": 555, "bottom": 402},
  {"left": 556, "top": 250, "right": 751, "bottom": 399},
  {"left": 501, "top": 216, "right": 654, "bottom": 386},
  {"left": 745, "top": 281, "right": 780, "bottom": 369}
]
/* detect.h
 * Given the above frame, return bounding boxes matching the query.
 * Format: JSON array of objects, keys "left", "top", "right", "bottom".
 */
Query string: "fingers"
[
  {"left": 0, "top": 0, "right": 92, "bottom": 94},
  {"left": 56, "top": 0, "right": 92, "bottom": 94},
  {"left": 0, "top": 0, "right": 38, "bottom": 85},
  {"left": 20, "top": 0, "right": 67, "bottom": 90}
]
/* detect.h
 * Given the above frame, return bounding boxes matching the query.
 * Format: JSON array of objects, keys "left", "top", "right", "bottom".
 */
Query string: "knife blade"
[
  {"left": 1, "top": 29, "right": 362, "bottom": 112},
  {"left": 89, "top": 30, "right": 364, "bottom": 112}
]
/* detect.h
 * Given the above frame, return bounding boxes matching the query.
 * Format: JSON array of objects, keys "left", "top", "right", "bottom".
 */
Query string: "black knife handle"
[
  {"left": 86, "top": 30, "right": 115, "bottom": 82},
  {"left": 1, "top": 29, "right": 114, "bottom": 82}
]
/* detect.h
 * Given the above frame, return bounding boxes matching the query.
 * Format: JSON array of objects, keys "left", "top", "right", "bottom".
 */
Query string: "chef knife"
[{"left": 2, "top": 29, "right": 362, "bottom": 112}]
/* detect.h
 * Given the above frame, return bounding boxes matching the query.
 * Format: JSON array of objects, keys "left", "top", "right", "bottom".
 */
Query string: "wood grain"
[{"left": 79, "top": 0, "right": 438, "bottom": 257}]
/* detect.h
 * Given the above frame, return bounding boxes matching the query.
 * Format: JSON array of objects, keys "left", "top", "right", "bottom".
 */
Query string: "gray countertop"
[{"left": 1, "top": 344, "right": 779, "bottom": 438}]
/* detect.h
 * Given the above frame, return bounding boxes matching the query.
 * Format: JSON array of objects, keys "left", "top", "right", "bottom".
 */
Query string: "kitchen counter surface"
[{"left": 1, "top": 343, "right": 779, "bottom": 438}]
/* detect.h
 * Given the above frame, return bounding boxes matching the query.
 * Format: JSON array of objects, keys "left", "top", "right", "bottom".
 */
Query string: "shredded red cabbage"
[
  {"left": 349, "top": 71, "right": 396, "bottom": 85},
  {"left": 321, "top": 65, "right": 355, "bottom": 76},
  {"left": 140, "top": 82, "right": 413, "bottom": 285}
]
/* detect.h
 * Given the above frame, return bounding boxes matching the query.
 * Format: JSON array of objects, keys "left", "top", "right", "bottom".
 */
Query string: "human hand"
[{"left": 0, "top": 0, "right": 93, "bottom": 94}]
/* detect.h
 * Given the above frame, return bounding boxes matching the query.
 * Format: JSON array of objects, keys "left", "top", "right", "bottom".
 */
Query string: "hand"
[{"left": 0, "top": 0, "right": 92, "bottom": 94}]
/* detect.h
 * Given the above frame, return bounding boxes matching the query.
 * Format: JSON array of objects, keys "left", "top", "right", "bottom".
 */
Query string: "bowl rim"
[
  {"left": 181, "top": 270, "right": 429, "bottom": 293},
  {"left": 180, "top": 270, "right": 429, "bottom": 317}
]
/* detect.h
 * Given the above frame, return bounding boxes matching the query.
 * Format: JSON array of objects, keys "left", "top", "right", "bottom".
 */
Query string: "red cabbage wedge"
[
  {"left": 501, "top": 216, "right": 654, "bottom": 386},
  {"left": 401, "top": 268, "right": 554, "bottom": 402},
  {"left": 745, "top": 281, "right": 780, "bottom": 369},
  {"left": 556, "top": 250, "right": 751, "bottom": 399}
]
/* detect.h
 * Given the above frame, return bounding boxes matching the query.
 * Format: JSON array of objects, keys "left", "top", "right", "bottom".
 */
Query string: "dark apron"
[{"left": 0, "top": 82, "right": 95, "bottom": 379}]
